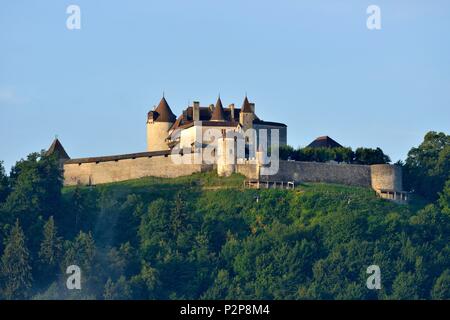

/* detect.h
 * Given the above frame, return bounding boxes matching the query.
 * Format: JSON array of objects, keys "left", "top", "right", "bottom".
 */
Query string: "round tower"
[
  {"left": 147, "top": 97, "right": 176, "bottom": 152},
  {"left": 370, "top": 164, "right": 403, "bottom": 191},
  {"left": 217, "top": 133, "right": 237, "bottom": 177}
]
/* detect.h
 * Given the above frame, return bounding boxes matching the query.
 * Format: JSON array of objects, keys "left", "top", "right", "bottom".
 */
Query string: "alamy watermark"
[
  {"left": 168, "top": 124, "right": 280, "bottom": 176},
  {"left": 66, "top": 265, "right": 82, "bottom": 290},
  {"left": 367, "top": 5, "right": 381, "bottom": 30},
  {"left": 366, "top": 265, "right": 381, "bottom": 290},
  {"left": 66, "top": 5, "right": 81, "bottom": 30}
]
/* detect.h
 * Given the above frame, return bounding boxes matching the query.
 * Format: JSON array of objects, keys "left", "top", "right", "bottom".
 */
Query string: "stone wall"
[
  {"left": 63, "top": 153, "right": 209, "bottom": 186},
  {"left": 236, "top": 163, "right": 259, "bottom": 180},
  {"left": 260, "top": 160, "right": 372, "bottom": 187},
  {"left": 63, "top": 151, "right": 403, "bottom": 193}
]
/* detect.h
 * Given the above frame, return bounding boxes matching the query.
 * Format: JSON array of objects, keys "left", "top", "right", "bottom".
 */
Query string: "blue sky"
[{"left": 1, "top": 0, "right": 449, "bottom": 171}]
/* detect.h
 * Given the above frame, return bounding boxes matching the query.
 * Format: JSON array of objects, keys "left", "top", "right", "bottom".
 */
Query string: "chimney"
[
  {"left": 229, "top": 104, "right": 235, "bottom": 121},
  {"left": 193, "top": 101, "right": 200, "bottom": 121},
  {"left": 250, "top": 103, "right": 255, "bottom": 113}
]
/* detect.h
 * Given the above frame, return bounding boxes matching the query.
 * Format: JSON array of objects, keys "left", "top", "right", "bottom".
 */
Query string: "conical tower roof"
[
  {"left": 241, "top": 96, "right": 253, "bottom": 113},
  {"left": 153, "top": 97, "right": 176, "bottom": 122},
  {"left": 210, "top": 97, "right": 225, "bottom": 121},
  {"left": 46, "top": 138, "right": 70, "bottom": 159}
]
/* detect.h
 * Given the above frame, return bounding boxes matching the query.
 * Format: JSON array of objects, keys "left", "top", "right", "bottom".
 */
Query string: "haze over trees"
[{"left": 0, "top": 131, "right": 449, "bottom": 300}]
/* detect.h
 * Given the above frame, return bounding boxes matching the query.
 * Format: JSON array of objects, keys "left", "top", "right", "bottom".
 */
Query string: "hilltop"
[
  {"left": 1, "top": 130, "right": 449, "bottom": 300},
  {"left": 48, "top": 172, "right": 448, "bottom": 300}
]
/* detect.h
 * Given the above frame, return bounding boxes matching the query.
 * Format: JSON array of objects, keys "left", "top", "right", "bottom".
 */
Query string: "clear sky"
[{"left": 1, "top": 0, "right": 449, "bottom": 171}]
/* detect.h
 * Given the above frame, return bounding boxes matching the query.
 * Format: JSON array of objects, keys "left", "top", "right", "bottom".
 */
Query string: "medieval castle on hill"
[{"left": 47, "top": 96, "right": 408, "bottom": 202}]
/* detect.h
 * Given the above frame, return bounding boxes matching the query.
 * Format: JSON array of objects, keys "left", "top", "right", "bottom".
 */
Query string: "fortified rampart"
[
  {"left": 261, "top": 160, "right": 372, "bottom": 187},
  {"left": 63, "top": 151, "right": 212, "bottom": 186},
  {"left": 63, "top": 151, "right": 404, "bottom": 198}
]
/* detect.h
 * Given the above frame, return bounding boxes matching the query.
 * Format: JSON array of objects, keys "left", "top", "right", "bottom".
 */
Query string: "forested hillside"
[{"left": 0, "top": 131, "right": 449, "bottom": 300}]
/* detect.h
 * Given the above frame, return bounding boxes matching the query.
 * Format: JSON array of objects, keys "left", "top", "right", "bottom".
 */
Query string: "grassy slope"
[
  {"left": 59, "top": 172, "right": 438, "bottom": 299},
  {"left": 62, "top": 172, "right": 423, "bottom": 217}
]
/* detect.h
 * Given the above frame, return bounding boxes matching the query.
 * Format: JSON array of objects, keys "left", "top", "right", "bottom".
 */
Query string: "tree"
[
  {"left": 2, "top": 152, "right": 63, "bottom": 261},
  {"left": 129, "top": 263, "right": 160, "bottom": 299},
  {"left": 353, "top": 147, "right": 390, "bottom": 165},
  {"left": 39, "top": 216, "right": 63, "bottom": 268},
  {"left": 1, "top": 220, "right": 32, "bottom": 299},
  {"left": 404, "top": 131, "right": 450, "bottom": 201},
  {"left": 7, "top": 152, "right": 62, "bottom": 218},
  {"left": 170, "top": 191, "right": 189, "bottom": 236},
  {"left": 106, "top": 242, "right": 139, "bottom": 280},
  {"left": 139, "top": 198, "right": 171, "bottom": 259},
  {"left": 62, "top": 231, "right": 96, "bottom": 278},
  {"left": 431, "top": 269, "right": 450, "bottom": 299},
  {"left": 202, "top": 269, "right": 232, "bottom": 299},
  {"left": 390, "top": 272, "right": 420, "bottom": 300},
  {"left": 103, "top": 276, "right": 132, "bottom": 300},
  {"left": 279, "top": 145, "right": 296, "bottom": 161},
  {"left": 438, "top": 179, "right": 450, "bottom": 216},
  {"left": 0, "top": 160, "right": 10, "bottom": 203}
]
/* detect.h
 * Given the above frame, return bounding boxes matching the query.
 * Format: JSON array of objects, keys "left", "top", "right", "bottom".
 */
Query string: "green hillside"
[
  {"left": 47, "top": 172, "right": 448, "bottom": 300},
  {"left": 1, "top": 131, "right": 449, "bottom": 300}
]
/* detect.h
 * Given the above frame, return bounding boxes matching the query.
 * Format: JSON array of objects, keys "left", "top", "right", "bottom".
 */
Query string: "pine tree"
[
  {"left": 62, "top": 231, "right": 96, "bottom": 277},
  {"left": 170, "top": 191, "right": 188, "bottom": 236},
  {"left": 103, "top": 276, "right": 131, "bottom": 300},
  {"left": 39, "top": 216, "right": 62, "bottom": 267},
  {"left": 0, "top": 160, "right": 10, "bottom": 203},
  {"left": 1, "top": 220, "right": 33, "bottom": 299},
  {"left": 431, "top": 269, "right": 450, "bottom": 299},
  {"left": 103, "top": 278, "right": 115, "bottom": 300}
]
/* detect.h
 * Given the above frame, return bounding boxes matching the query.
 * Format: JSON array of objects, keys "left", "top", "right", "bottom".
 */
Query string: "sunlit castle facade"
[{"left": 146, "top": 96, "right": 287, "bottom": 156}]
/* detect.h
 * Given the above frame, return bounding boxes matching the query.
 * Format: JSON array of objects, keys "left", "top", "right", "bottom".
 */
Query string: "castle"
[
  {"left": 47, "top": 96, "right": 408, "bottom": 203},
  {"left": 146, "top": 96, "right": 287, "bottom": 153}
]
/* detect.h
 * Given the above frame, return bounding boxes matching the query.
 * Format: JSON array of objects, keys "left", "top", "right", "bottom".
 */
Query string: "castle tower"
[
  {"left": 210, "top": 96, "right": 225, "bottom": 121},
  {"left": 147, "top": 97, "right": 176, "bottom": 152},
  {"left": 239, "top": 96, "right": 255, "bottom": 131},
  {"left": 46, "top": 138, "right": 70, "bottom": 169},
  {"left": 217, "top": 132, "right": 237, "bottom": 177}
]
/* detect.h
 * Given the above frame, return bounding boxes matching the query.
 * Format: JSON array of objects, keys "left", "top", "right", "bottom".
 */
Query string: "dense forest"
[{"left": 0, "top": 131, "right": 449, "bottom": 300}]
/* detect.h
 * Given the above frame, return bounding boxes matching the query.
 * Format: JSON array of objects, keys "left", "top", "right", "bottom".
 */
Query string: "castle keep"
[{"left": 47, "top": 96, "right": 407, "bottom": 202}]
